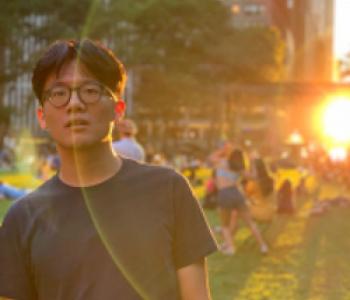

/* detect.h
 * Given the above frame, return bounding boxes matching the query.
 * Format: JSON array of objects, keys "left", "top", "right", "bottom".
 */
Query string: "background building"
[
  {"left": 223, "top": 0, "right": 334, "bottom": 81},
  {"left": 275, "top": 0, "right": 334, "bottom": 82}
]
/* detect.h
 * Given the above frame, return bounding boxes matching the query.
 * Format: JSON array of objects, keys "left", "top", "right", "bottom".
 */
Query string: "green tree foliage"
[
  {"left": 125, "top": 0, "right": 234, "bottom": 107},
  {"left": 123, "top": 0, "right": 285, "bottom": 107},
  {"left": 0, "top": 0, "right": 285, "bottom": 109},
  {"left": 212, "top": 27, "right": 286, "bottom": 83},
  {"left": 0, "top": 1, "right": 27, "bottom": 97},
  {"left": 19, "top": 0, "right": 96, "bottom": 40},
  {"left": 131, "top": 0, "right": 231, "bottom": 66},
  {"left": 0, "top": 0, "right": 102, "bottom": 104}
]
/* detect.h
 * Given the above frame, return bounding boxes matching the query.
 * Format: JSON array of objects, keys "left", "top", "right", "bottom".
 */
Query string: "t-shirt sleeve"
[
  {"left": 171, "top": 173, "right": 217, "bottom": 269},
  {"left": 0, "top": 202, "right": 37, "bottom": 300}
]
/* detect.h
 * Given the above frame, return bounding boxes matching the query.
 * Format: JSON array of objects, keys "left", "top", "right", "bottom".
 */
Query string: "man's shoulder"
[
  {"left": 24, "top": 175, "right": 59, "bottom": 200},
  {"left": 0, "top": 176, "right": 67, "bottom": 261},
  {"left": 122, "top": 159, "right": 182, "bottom": 182},
  {"left": 3, "top": 176, "right": 59, "bottom": 219},
  {"left": 123, "top": 158, "right": 166, "bottom": 172}
]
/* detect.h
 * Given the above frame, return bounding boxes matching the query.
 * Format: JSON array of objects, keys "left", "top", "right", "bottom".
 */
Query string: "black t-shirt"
[{"left": 0, "top": 158, "right": 217, "bottom": 300}]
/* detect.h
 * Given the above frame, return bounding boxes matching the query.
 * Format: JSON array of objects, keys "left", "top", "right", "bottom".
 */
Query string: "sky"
[{"left": 334, "top": 0, "right": 350, "bottom": 58}]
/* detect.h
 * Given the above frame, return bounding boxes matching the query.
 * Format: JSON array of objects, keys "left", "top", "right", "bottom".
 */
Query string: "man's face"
[{"left": 37, "top": 59, "right": 117, "bottom": 150}]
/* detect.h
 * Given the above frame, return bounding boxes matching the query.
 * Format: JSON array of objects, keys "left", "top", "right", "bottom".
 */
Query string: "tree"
[
  {"left": 0, "top": 1, "right": 28, "bottom": 103},
  {"left": 0, "top": 104, "right": 12, "bottom": 148},
  {"left": 209, "top": 27, "right": 286, "bottom": 83},
  {"left": 0, "top": 0, "right": 285, "bottom": 112},
  {"left": 124, "top": 0, "right": 285, "bottom": 109}
]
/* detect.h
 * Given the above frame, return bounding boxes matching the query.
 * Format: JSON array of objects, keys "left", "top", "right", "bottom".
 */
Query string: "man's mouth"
[{"left": 65, "top": 119, "right": 89, "bottom": 128}]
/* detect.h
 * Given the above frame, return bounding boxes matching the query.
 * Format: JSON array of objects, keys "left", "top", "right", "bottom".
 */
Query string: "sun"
[{"left": 322, "top": 96, "right": 350, "bottom": 143}]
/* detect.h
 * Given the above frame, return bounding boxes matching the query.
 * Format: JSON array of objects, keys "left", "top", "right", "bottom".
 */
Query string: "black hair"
[
  {"left": 253, "top": 158, "right": 274, "bottom": 196},
  {"left": 228, "top": 148, "right": 245, "bottom": 172},
  {"left": 32, "top": 39, "right": 127, "bottom": 105},
  {"left": 277, "top": 179, "right": 294, "bottom": 214},
  {"left": 278, "top": 179, "right": 292, "bottom": 196}
]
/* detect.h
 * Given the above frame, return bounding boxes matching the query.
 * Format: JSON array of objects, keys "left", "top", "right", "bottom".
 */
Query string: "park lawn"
[
  {"left": 205, "top": 194, "right": 350, "bottom": 300},
  {"left": 0, "top": 200, "right": 12, "bottom": 222},
  {"left": 0, "top": 172, "right": 43, "bottom": 225}
]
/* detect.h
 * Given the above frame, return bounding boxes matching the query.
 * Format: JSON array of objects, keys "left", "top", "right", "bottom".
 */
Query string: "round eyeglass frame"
[{"left": 41, "top": 81, "right": 116, "bottom": 108}]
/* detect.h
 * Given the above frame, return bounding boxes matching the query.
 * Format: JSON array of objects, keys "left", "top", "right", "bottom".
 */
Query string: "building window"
[{"left": 243, "top": 3, "right": 265, "bottom": 15}]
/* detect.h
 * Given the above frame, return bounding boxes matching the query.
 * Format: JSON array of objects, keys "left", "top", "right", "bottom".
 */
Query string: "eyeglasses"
[{"left": 42, "top": 81, "right": 115, "bottom": 108}]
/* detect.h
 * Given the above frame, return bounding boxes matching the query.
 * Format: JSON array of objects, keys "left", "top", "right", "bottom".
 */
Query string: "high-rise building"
[
  {"left": 223, "top": 0, "right": 334, "bottom": 82},
  {"left": 288, "top": 0, "right": 334, "bottom": 82}
]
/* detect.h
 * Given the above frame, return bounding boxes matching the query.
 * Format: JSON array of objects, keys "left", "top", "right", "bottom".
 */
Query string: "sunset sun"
[{"left": 322, "top": 97, "right": 350, "bottom": 143}]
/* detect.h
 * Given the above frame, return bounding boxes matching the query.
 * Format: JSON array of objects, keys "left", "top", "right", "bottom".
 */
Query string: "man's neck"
[{"left": 57, "top": 143, "right": 122, "bottom": 187}]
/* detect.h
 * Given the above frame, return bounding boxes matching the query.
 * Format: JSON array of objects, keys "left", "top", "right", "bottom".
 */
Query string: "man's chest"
[{"left": 29, "top": 202, "right": 175, "bottom": 282}]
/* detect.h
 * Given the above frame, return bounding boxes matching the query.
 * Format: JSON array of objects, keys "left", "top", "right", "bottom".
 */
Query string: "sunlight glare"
[
  {"left": 286, "top": 131, "right": 304, "bottom": 145},
  {"left": 328, "top": 146, "right": 347, "bottom": 162},
  {"left": 322, "top": 97, "right": 350, "bottom": 143}
]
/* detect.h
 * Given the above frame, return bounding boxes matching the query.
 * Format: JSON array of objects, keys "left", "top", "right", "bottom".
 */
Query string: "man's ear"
[
  {"left": 37, "top": 107, "right": 47, "bottom": 130},
  {"left": 115, "top": 99, "right": 126, "bottom": 120}
]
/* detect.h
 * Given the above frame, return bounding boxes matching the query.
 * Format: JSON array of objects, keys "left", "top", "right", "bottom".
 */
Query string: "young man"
[{"left": 0, "top": 39, "right": 217, "bottom": 300}]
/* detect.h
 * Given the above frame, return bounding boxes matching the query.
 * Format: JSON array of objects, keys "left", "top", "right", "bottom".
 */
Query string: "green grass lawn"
[
  {"left": 205, "top": 196, "right": 350, "bottom": 300},
  {"left": 0, "top": 200, "right": 12, "bottom": 222},
  {"left": 1, "top": 190, "right": 350, "bottom": 299}
]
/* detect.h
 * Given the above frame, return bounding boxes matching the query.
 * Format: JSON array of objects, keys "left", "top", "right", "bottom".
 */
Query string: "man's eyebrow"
[
  {"left": 45, "top": 80, "right": 100, "bottom": 89},
  {"left": 51, "top": 79, "right": 98, "bottom": 84}
]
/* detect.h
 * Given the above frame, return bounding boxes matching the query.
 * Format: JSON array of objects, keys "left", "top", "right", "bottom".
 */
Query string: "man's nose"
[{"left": 67, "top": 90, "right": 85, "bottom": 110}]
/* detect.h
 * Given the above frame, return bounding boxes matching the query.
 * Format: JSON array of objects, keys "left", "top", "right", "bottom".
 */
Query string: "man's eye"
[
  {"left": 83, "top": 85, "right": 101, "bottom": 95},
  {"left": 86, "top": 88, "right": 99, "bottom": 94},
  {"left": 51, "top": 88, "right": 68, "bottom": 97}
]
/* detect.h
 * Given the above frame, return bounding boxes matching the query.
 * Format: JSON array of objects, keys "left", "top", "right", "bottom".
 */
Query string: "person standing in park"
[
  {"left": 209, "top": 142, "right": 268, "bottom": 255},
  {"left": 113, "top": 118, "right": 145, "bottom": 162},
  {"left": 0, "top": 39, "right": 217, "bottom": 300}
]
